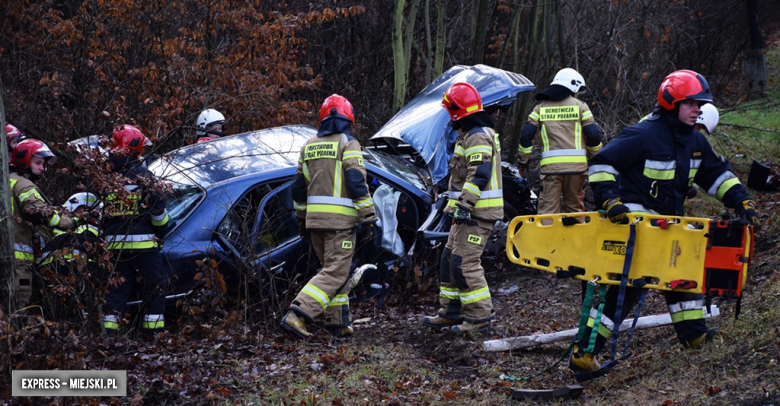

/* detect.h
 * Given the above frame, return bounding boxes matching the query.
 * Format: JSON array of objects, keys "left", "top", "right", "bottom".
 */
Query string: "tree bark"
[
  {"left": 424, "top": 0, "right": 432, "bottom": 84},
  {"left": 508, "top": 0, "right": 543, "bottom": 165},
  {"left": 392, "top": 0, "right": 408, "bottom": 113},
  {"left": 434, "top": 0, "right": 446, "bottom": 78},
  {"left": 556, "top": 0, "right": 566, "bottom": 68},
  {"left": 745, "top": 0, "right": 767, "bottom": 98},
  {"left": 471, "top": 0, "right": 490, "bottom": 65},
  {"left": 498, "top": 0, "right": 523, "bottom": 70},
  {"left": 0, "top": 77, "right": 17, "bottom": 315}
]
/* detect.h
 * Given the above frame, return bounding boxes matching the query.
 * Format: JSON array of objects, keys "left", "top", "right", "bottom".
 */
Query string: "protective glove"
[
  {"left": 736, "top": 199, "right": 760, "bottom": 231},
  {"left": 357, "top": 222, "right": 377, "bottom": 248},
  {"left": 603, "top": 198, "right": 630, "bottom": 224},
  {"left": 516, "top": 156, "right": 530, "bottom": 175},
  {"left": 453, "top": 203, "right": 472, "bottom": 225},
  {"left": 686, "top": 186, "right": 698, "bottom": 199},
  {"left": 297, "top": 218, "right": 310, "bottom": 241}
]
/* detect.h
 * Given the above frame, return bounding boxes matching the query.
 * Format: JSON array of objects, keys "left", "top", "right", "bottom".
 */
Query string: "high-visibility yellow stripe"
[
  {"left": 587, "top": 317, "right": 614, "bottom": 338},
  {"left": 103, "top": 321, "right": 119, "bottom": 330},
  {"left": 440, "top": 287, "right": 459, "bottom": 300},
  {"left": 15, "top": 251, "right": 35, "bottom": 261},
  {"left": 589, "top": 172, "right": 616, "bottom": 183},
  {"left": 151, "top": 213, "right": 169, "bottom": 227},
  {"left": 354, "top": 198, "right": 373, "bottom": 209},
  {"left": 330, "top": 294, "right": 350, "bottom": 306},
  {"left": 540, "top": 156, "right": 588, "bottom": 166},
  {"left": 517, "top": 145, "right": 533, "bottom": 154},
  {"left": 670, "top": 309, "right": 705, "bottom": 323},
  {"left": 107, "top": 241, "right": 158, "bottom": 250},
  {"left": 460, "top": 286, "right": 490, "bottom": 304},
  {"left": 587, "top": 143, "right": 603, "bottom": 151},
  {"left": 302, "top": 284, "right": 330, "bottom": 309},
  {"left": 643, "top": 168, "right": 675, "bottom": 180},
  {"left": 18, "top": 188, "right": 43, "bottom": 203},
  {"left": 716, "top": 178, "right": 741, "bottom": 200},
  {"left": 462, "top": 182, "right": 481, "bottom": 197},
  {"left": 448, "top": 197, "right": 502, "bottom": 209},
  {"left": 306, "top": 204, "right": 358, "bottom": 216},
  {"left": 466, "top": 104, "right": 480, "bottom": 113},
  {"left": 454, "top": 146, "right": 465, "bottom": 156},
  {"left": 142, "top": 321, "right": 165, "bottom": 329}
]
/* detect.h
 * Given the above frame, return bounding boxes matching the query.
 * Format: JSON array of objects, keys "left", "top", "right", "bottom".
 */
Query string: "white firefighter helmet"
[
  {"left": 550, "top": 68, "right": 586, "bottom": 94},
  {"left": 63, "top": 192, "right": 103, "bottom": 212},
  {"left": 696, "top": 103, "right": 719, "bottom": 134},
  {"left": 196, "top": 109, "right": 225, "bottom": 135}
]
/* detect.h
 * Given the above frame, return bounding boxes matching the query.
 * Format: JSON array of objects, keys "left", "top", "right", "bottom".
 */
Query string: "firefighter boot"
[
  {"left": 326, "top": 324, "right": 355, "bottom": 338},
  {"left": 569, "top": 345, "right": 601, "bottom": 373},
  {"left": 451, "top": 320, "right": 491, "bottom": 337},
  {"left": 422, "top": 315, "right": 461, "bottom": 329},
  {"left": 683, "top": 328, "right": 720, "bottom": 349},
  {"left": 281, "top": 310, "right": 312, "bottom": 339}
]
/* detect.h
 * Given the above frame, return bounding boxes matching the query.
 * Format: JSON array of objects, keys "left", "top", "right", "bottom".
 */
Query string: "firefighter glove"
[
  {"left": 736, "top": 199, "right": 760, "bottom": 231},
  {"left": 453, "top": 204, "right": 472, "bottom": 225},
  {"left": 358, "top": 221, "right": 378, "bottom": 249},
  {"left": 603, "top": 198, "right": 630, "bottom": 224},
  {"left": 297, "top": 218, "right": 309, "bottom": 241}
]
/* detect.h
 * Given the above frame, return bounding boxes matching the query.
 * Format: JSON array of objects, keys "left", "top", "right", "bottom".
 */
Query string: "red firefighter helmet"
[
  {"left": 318, "top": 94, "right": 355, "bottom": 124},
  {"left": 657, "top": 70, "right": 713, "bottom": 111},
  {"left": 6, "top": 124, "right": 25, "bottom": 148},
  {"left": 11, "top": 139, "right": 56, "bottom": 169},
  {"left": 441, "top": 82, "right": 483, "bottom": 121},
  {"left": 111, "top": 124, "right": 152, "bottom": 156}
]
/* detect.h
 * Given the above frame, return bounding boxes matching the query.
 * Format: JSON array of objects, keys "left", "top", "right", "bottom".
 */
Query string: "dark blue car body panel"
[{"left": 370, "top": 64, "right": 535, "bottom": 184}]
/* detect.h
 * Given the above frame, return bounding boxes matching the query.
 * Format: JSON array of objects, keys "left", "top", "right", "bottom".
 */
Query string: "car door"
[{"left": 247, "top": 182, "right": 319, "bottom": 294}]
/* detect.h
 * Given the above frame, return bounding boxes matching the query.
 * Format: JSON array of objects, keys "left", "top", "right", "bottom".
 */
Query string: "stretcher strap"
[
  {"left": 586, "top": 284, "right": 607, "bottom": 354},
  {"left": 575, "top": 280, "right": 597, "bottom": 344},
  {"left": 607, "top": 221, "right": 648, "bottom": 364}
]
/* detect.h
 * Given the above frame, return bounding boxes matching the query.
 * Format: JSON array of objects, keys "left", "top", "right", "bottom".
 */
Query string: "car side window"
[
  {"left": 216, "top": 183, "right": 275, "bottom": 256},
  {"left": 254, "top": 183, "right": 299, "bottom": 254}
]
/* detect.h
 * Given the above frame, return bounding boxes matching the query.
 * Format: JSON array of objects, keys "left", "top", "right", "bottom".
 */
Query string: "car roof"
[
  {"left": 370, "top": 64, "right": 535, "bottom": 184},
  {"left": 148, "top": 125, "right": 315, "bottom": 187}
]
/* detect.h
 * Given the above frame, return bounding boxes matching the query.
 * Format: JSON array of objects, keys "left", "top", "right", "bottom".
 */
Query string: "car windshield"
[
  {"left": 363, "top": 149, "right": 429, "bottom": 191},
  {"left": 166, "top": 181, "right": 205, "bottom": 229}
]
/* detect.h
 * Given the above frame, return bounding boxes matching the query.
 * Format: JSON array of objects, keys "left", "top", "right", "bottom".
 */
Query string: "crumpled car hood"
[{"left": 370, "top": 64, "right": 535, "bottom": 185}]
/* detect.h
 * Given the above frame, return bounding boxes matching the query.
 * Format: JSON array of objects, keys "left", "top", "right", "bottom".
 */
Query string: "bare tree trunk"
[
  {"left": 392, "top": 0, "right": 408, "bottom": 113},
  {"left": 471, "top": 0, "right": 489, "bottom": 65},
  {"left": 556, "top": 0, "right": 566, "bottom": 68},
  {"left": 543, "top": 0, "right": 555, "bottom": 75},
  {"left": 434, "top": 0, "right": 446, "bottom": 78},
  {"left": 424, "top": 0, "right": 433, "bottom": 84},
  {"left": 498, "top": 0, "right": 523, "bottom": 70},
  {"left": 0, "top": 77, "right": 17, "bottom": 315},
  {"left": 508, "top": 0, "right": 544, "bottom": 164},
  {"left": 745, "top": 0, "right": 767, "bottom": 98}
]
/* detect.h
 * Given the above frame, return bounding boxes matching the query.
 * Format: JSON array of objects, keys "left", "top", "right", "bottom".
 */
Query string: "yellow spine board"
[{"left": 506, "top": 212, "right": 711, "bottom": 293}]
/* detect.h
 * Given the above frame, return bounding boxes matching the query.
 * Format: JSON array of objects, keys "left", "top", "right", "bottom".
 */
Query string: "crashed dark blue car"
[{"left": 146, "top": 64, "right": 538, "bottom": 299}]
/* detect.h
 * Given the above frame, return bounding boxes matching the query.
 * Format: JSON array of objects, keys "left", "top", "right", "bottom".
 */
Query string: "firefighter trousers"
[
  {"left": 437, "top": 218, "right": 494, "bottom": 323},
  {"left": 103, "top": 249, "right": 168, "bottom": 326},
  {"left": 577, "top": 284, "right": 709, "bottom": 355},
  {"left": 290, "top": 229, "right": 356, "bottom": 327},
  {"left": 14, "top": 260, "right": 34, "bottom": 308},
  {"left": 538, "top": 173, "right": 587, "bottom": 215}
]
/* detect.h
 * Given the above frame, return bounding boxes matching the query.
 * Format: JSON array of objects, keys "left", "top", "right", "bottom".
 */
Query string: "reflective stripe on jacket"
[
  {"left": 103, "top": 155, "right": 169, "bottom": 251},
  {"left": 588, "top": 112, "right": 751, "bottom": 215},
  {"left": 293, "top": 132, "right": 377, "bottom": 230},
  {"left": 444, "top": 126, "right": 504, "bottom": 221},
  {"left": 520, "top": 96, "right": 598, "bottom": 174}
]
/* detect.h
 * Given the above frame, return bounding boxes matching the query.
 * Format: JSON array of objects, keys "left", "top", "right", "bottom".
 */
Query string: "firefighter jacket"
[
  {"left": 291, "top": 132, "right": 377, "bottom": 231},
  {"left": 9, "top": 171, "right": 74, "bottom": 262},
  {"left": 39, "top": 223, "right": 102, "bottom": 267},
  {"left": 444, "top": 126, "right": 504, "bottom": 221},
  {"left": 518, "top": 96, "right": 601, "bottom": 174},
  {"left": 589, "top": 111, "right": 752, "bottom": 215},
  {"left": 104, "top": 154, "right": 170, "bottom": 251}
]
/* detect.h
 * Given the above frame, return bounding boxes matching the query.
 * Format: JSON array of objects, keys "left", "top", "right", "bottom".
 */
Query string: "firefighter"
[
  {"left": 9, "top": 139, "right": 76, "bottom": 307},
  {"left": 102, "top": 125, "right": 170, "bottom": 336},
  {"left": 6, "top": 124, "right": 26, "bottom": 161},
  {"left": 39, "top": 193, "right": 103, "bottom": 276},
  {"left": 574, "top": 70, "right": 760, "bottom": 374},
  {"left": 195, "top": 109, "right": 226, "bottom": 143},
  {"left": 517, "top": 68, "right": 602, "bottom": 215},
  {"left": 421, "top": 82, "right": 502, "bottom": 335},
  {"left": 281, "top": 94, "right": 377, "bottom": 338}
]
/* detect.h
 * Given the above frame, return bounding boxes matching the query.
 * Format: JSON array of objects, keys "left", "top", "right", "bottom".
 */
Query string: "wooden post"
[
  {"left": 0, "top": 77, "right": 17, "bottom": 315},
  {"left": 482, "top": 306, "right": 720, "bottom": 352}
]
